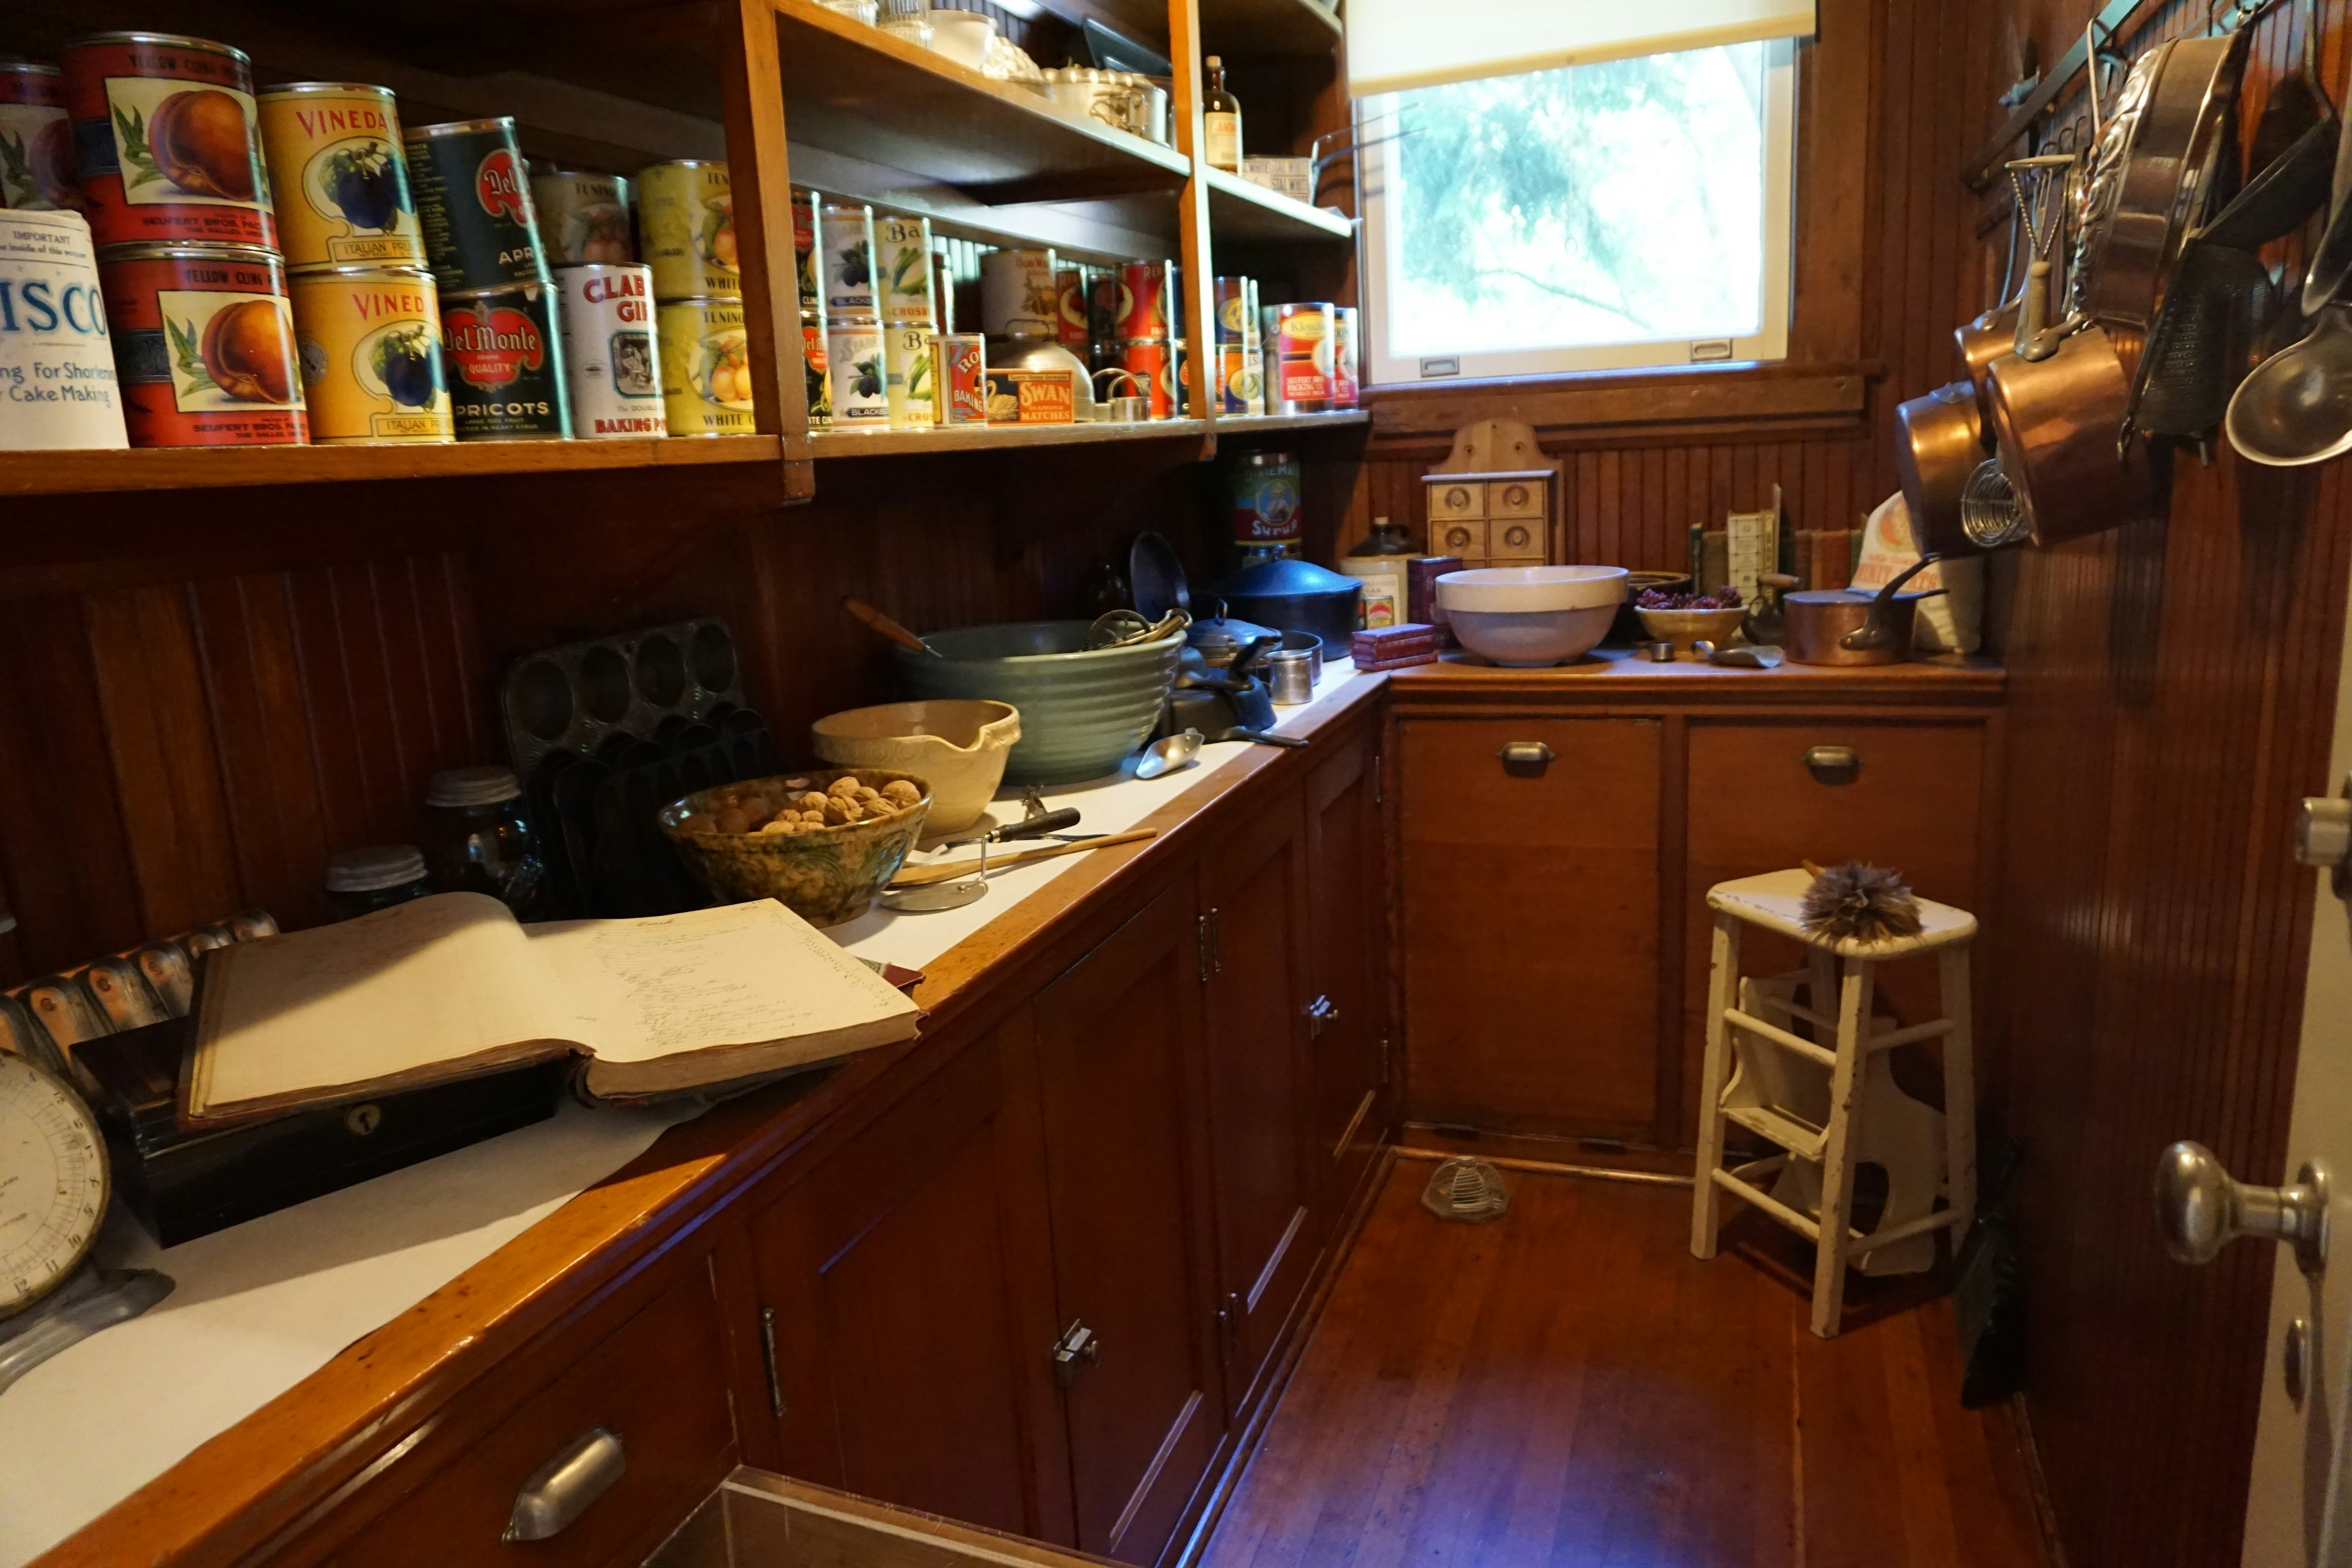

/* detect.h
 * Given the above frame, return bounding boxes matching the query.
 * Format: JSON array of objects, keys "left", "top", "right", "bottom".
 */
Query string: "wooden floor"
[{"left": 1199, "top": 1162, "right": 2049, "bottom": 1568}]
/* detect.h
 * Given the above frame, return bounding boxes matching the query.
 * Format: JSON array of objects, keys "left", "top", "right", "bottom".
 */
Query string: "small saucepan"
[{"left": 1781, "top": 556, "right": 1947, "bottom": 667}]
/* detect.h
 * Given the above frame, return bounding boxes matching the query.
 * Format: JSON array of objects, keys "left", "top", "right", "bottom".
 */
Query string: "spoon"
[
  {"left": 843, "top": 597, "right": 940, "bottom": 656},
  {"left": 1135, "top": 729, "right": 1203, "bottom": 780},
  {"left": 2225, "top": 304, "right": 2352, "bottom": 466}
]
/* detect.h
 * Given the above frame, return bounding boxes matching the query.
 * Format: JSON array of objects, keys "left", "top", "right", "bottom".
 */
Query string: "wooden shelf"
[
  {"left": 809, "top": 419, "right": 1209, "bottom": 456},
  {"left": 1201, "top": 166, "right": 1354, "bottom": 245},
  {"left": 1210, "top": 410, "right": 1370, "bottom": 436},
  {"left": 1195, "top": 0, "right": 1344, "bottom": 57},
  {"left": 0, "top": 435, "right": 783, "bottom": 498}
]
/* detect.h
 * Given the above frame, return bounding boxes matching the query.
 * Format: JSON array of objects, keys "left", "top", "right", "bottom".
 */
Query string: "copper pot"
[
  {"left": 1985, "top": 323, "right": 2165, "bottom": 546},
  {"left": 1956, "top": 298, "right": 2020, "bottom": 424},
  {"left": 1894, "top": 380, "right": 1988, "bottom": 556},
  {"left": 1781, "top": 557, "right": 1946, "bottom": 667}
]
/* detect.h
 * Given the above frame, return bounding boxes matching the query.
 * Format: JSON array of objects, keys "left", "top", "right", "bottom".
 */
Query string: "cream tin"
[
  {"left": 0, "top": 208, "right": 127, "bottom": 449},
  {"left": 556, "top": 262, "right": 665, "bottom": 438}
]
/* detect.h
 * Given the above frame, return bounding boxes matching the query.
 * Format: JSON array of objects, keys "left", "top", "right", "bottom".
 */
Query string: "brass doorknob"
[{"left": 2154, "top": 1142, "right": 2328, "bottom": 1275}]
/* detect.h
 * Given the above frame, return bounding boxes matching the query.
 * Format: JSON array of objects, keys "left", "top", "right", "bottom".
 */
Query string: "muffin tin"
[
  {"left": 540, "top": 718, "right": 785, "bottom": 918},
  {"left": 500, "top": 618, "right": 749, "bottom": 786}
]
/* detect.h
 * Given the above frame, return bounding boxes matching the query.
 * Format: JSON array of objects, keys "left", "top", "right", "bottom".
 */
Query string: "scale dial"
[{"left": 0, "top": 1053, "right": 108, "bottom": 1320}]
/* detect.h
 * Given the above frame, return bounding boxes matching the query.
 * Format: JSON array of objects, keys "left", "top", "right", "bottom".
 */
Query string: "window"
[{"left": 1358, "top": 40, "right": 1796, "bottom": 385}]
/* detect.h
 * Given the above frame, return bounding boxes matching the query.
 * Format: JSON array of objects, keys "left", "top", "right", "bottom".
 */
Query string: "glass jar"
[
  {"left": 324, "top": 845, "right": 434, "bottom": 922},
  {"left": 420, "top": 766, "right": 546, "bottom": 918}
]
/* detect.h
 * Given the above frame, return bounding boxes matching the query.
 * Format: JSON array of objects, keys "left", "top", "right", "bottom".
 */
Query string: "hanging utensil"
[
  {"left": 844, "top": 598, "right": 940, "bottom": 657},
  {"left": 1959, "top": 458, "right": 2032, "bottom": 549}
]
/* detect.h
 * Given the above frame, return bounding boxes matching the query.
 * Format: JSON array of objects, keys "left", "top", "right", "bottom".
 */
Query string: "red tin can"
[
  {"left": 1055, "top": 266, "right": 1090, "bottom": 347},
  {"left": 1, "top": 63, "right": 85, "bottom": 212},
  {"left": 1330, "top": 304, "right": 1358, "bottom": 409},
  {"left": 1120, "top": 337, "right": 1178, "bottom": 420},
  {"left": 62, "top": 33, "right": 275, "bottom": 249},
  {"left": 1262, "top": 301, "right": 1333, "bottom": 414},
  {"left": 99, "top": 242, "right": 307, "bottom": 445},
  {"left": 1116, "top": 260, "right": 1178, "bottom": 342},
  {"left": 933, "top": 331, "right": 985, "bottom": 425}
]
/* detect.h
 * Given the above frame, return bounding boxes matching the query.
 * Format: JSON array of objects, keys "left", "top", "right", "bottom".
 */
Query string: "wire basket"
[
  {"left": 1421, "top": 1156, "right": 1511, "bottom": 1224},
  {"left": 1959, "top": 458, "right": 2032, "bottom": 549}
]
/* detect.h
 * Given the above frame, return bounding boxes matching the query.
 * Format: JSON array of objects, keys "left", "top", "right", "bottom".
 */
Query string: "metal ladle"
[
  {"left": 2227, "top": 91, "right": 2352, "bottom": 467},
  {"left": 1134, "top": 728, "right": 1202, "bottom": 780}
]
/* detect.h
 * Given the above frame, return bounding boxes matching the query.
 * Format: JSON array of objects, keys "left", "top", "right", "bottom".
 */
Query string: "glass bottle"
[{"left": 1203, "top": 56, "right": 1243, "bottom": 172}]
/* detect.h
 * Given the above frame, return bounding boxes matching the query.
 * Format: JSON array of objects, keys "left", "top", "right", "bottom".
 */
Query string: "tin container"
[
  {"left": 982, "top": 361, "right": 1076, "bottom": 424},
  {"left": 1245, "top": 344, "right": 1266, "bottom": 413},
  {"left": 440, "top": 278, "right": 570, "bottom": 439},
  {"left": 1, "top": 64, "right": 83, "bottom": 212},
  {"left": 658, "top": 295, "right": 755, "bottom": 435},
  {"left": 884, "top": 323, "right": 935, "bottom": 429},
  {"left": 1216, "top": 341, "right": 1262, "bottom": 416},
  {"left": 933, "top": 332, "right": 984, "bottom": 425},
  {"left": 1213, "top": 276, "right": 1259, "bottom": 345},
  {"left": 934, "top": 252, "right": 957, "bottom": 333},
  {"left": 556, "top": 262, "right": 664, "bottom": 439},
  {"left": 0, "top": 208, "right": 126, "bottom": 449},
  {"left": 1227, "top": 450, "right": 1303, "bottom": 548},
  {"left": 979, "top": 246, "right": 1054, "bottom": 337},
  {"left": 1330, "top": 304, "right": 1357, "bottom": 409},
  {"left": 1087, "top": 270, "right": 1118, "bottom": 344},
  {"left": 816, "top": 201, "right": 876, "bottom": 322},
  {"left": 287, "top": 265, "right": 449, "bottom": 442},
  {"left": 638, "top": 160, "right": 736, "bottom": 301},
  {"left": 825, "top": 321, "right": 887, "bottom": 426},
  {"left": 801, "top": 312, "right": 830, "bottom": 429},
  {"left": 100, "top": 241, "right": 306, "bottom": 445},
  {"left": 1262, "top": 301, "right": 1333, "bottom": 413},
  {"left": 406, "top": 118, "right": 546, "bottom": 290},
  {"left": 63, "top": 34, "right": 274, "bottom": 249},
  {"left": 876, "top": 213, "right": 935, "bottom": 327},
  {"left": 790, "top": 186, "right": 822, "bottom": 316},
  {"left": 1120, "top": 338, "right": 1177, "bottom": 420},
  {"left": 257, "top": 83, "right": 423, "bottom": 270},
  {"left": 1055, "top": 266, "right": 1090, "bottom": 347},
  {"left": 1116, "top": 260, "right": 1177, "bottom": 342},
  {"left": 529, "top": 167, "right": 632, "bottom": 265}
]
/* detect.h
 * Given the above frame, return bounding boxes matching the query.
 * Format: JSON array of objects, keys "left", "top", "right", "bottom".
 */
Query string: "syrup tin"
[
  {"left": 1, "top": 63, "right": 83, "bottom": 212},
  {"left": 406, "top": 118, "right": 546, "bottom": 290},
  {"left": 1212, "top": 275, "right": 1257, "bottom": 345},
  {"left": 933, "top": 331, "right": 984, "bottom": 425},
  {"left": 99, "top": 241, "right": 306, "bottom": 445},
  {"left": 1227, "top": 450, "right": 1303, "bottom": 546},
  {"left": 884, "top": 323, "right": 935, "bottom": 428},
  {"left": 62, "top": 33, "right": 275, "bottom": 249},
  {"left": 801, "top": 311, "right": 830, "bottom": 429},
  {"left": 440, "top": 277, "right": 570, "bottom": 439},
  {"left": 0, "top": 208, "right": 126, "bottom": 450},
  {"left": 1055, "top": 266, "right": 1090, "bottom": 347},
  {"left": 287, "top": 264, "right": 448, "bottom": 442},
  {"left": 529, "top": 166, "right": 633, "bottom": 265},
  {"left": 638, "top": 159, "right": 735, "bottom": 300},
  {"left": 555, "top": 262, "right": 663, "bottom": 439},
  {"left": 257, "top": 83, "right": 422, "bottom": 270},
  {"left": 877, "top": 213, "right": 935, "bottom": 327},
  {"left": 658, "top": 295, "right": 755, "bottom": 434},
  {"left": 791, "top": 185, "right": 821, "bottom": 316},
  {"left": 1330, "top": 304, "right": 1357, "bottom": 409},
  {"left": 1115, "top": 260, "right": 1176, "bottom": 341},
  {"left": 1262, "top": 301, "right": 1332, "bottom": 413},
  {"left": 1120, "top": 337, "right": 1177, "bottom": 420},
  {"left": 1215, "top": 341, "right": 1262, "bottom": 415},
  {"left": 825, "top": 320, "right": 886, "bottom": 426},
  {"left": 979, "top": 246, "right": 1054, "bottom": 337},
  {"left": 816, "top": 202, "right": 876, "bottom": 321}
]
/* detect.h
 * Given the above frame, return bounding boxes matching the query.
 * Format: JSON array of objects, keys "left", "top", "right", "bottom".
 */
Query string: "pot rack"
[{"left": 1961, "top": 0, "right": 2294, "bottom": 190}]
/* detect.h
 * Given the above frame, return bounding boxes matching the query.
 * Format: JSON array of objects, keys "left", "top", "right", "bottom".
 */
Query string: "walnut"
[
  {"left": 715, "top": 806, "right": 755, "bottom": 835},
  {"left": 828, "top": 775, "right": 863, "bottom": 799},
  {"left": 758, "top": 819, "right": 793, "bottom": 834},
  {"left": 881, "top": 779, "right": 921, "bottom": 807},
  {"left": 796, "top": 791, "right": 829, "bottom": 812},
  {"left": 853, "top": 786, "right": 879, "bottom": 804},
  {"left": 823, "top": 796, "right": 859, "bottom": 826}
]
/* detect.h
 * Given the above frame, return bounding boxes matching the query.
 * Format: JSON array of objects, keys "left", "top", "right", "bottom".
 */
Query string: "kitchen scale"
[{"left": 0, "top": 1050, "right": 171, "bottom": 1396}]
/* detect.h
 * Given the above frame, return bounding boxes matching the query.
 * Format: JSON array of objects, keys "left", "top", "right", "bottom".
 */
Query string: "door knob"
[
  {"left": 2296, "top": 789, "right": 2352, "bottom": 897},
  {"left": 2154, "top": 1142, "right": 2329, "bottom": 1275}
]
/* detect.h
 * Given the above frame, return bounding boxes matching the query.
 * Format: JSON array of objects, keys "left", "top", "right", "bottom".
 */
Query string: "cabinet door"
[
  {"left": 1200, "top": 780, "right": 1317, "bottom": 1419},
  {"left": 748, "top": 1030, "right": 1061, "bottom": 1540},
  {"left": 1401, "top": 717, "right": 1663, "bottom": 1139},
  {"left": 1031, "top": 882, "right": 1221, "bottom": 1565},
  {"left": 1680, "top": 718, "right": 1986, "bottom": 1145},
  {"left": 1305, "top": 719, "right": 1387, "bottom": 1232}
]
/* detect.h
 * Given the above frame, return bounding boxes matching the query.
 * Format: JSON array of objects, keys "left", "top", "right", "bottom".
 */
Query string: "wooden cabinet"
[
  {"left": 1303, "top": 718, "right": 1389, "bottom": 1231},
  {"left": 1197, "top": 783, "right": 1317, "bottom": 1419},
  {"left": 1400, "top": 717, "right": 1665, "bottom": 1140}
]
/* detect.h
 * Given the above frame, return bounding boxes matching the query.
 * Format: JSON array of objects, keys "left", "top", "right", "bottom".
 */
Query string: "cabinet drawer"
[
  {"left": 1427, "top": 480, "right": 1486, "bottom": 519},
  {"left": 336, "top": 1262, "right": 736, "bottom": 1568},
  {"left": 1430, "top": 518, "right": 1487, "bottom": 559}
]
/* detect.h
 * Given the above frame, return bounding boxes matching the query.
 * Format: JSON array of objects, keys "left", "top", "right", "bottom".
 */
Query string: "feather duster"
[{"left": 1799, "top": 859, "right": 1923, "bottom": 942}]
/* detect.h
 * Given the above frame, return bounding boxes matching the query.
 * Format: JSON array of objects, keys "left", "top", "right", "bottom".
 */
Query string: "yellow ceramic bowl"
[
  {"left": 1635, "top": 605, "right": 1748, "bottom": 657},
  {"left": 811, "top": 699, "right": 1019, "bottom": 834},
  {"left": 658, "top": 768, "right": 931, "bottom": 927}
]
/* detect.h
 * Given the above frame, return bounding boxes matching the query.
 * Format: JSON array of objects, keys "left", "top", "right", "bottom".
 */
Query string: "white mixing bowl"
[{"left": 1436, "top": 566, "right": 1629, "bottom": 667}]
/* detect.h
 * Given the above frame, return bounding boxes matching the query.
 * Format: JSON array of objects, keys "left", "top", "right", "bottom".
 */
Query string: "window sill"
[{"left": 1362, "top": 360, "right": 1876, "bottom": 448}]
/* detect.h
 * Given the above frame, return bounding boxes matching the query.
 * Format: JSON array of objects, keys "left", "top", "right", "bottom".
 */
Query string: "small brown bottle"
[{"left": 1203, "top": 55, "right": 1243, "bottom": 172}]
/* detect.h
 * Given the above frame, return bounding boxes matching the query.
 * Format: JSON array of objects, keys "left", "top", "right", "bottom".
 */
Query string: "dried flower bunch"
[
  {"left": 1638, "top": 584, "right": 1744, "bottom": 609},
  {"left": 1798, "top": 860, "right": 1924, "bottom": 942}
]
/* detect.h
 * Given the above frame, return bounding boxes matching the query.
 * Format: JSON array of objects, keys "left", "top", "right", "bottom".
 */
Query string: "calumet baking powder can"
[
  {"left": 0, "top": 208, "right": 127, "bottom": 450},
  {"left": 287, "top": 264, "right": 451, "bottom": 442},
  {"left": 99, "top": 241, "right": 307, "bottom": 445},
  {"left": 555, "top": 262, "right": 663, "bottom": 438},
  {"left": 0, "top": 63, "right": 83, "bottom": 212},
  {"left": 62, "top": 32, "right": 276, "bottom": 249}
]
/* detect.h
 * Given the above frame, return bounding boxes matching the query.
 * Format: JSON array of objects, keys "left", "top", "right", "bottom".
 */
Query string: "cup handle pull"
[
  {"left": 505, "top": 1427, "right": 625, "bottom": 1543},
  {"left": 1498, "top": 741, "right": 1555, "bottom": 776},
  {"left": 1803, "top": 745, "right": 1860, "bottom": 779}
]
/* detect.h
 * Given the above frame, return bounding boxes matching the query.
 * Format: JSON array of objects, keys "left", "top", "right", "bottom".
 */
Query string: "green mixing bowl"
[{"left": 896, "top": 621, "right": 1183, "bottom": 785}]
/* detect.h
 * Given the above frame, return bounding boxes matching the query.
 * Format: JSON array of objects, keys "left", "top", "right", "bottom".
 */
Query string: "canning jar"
[
  {"left": 420, "top": 766, "right": 546, "bottom": 917},
  {"left": 324, "top": 845, "right": 435, "bottom": 922}
]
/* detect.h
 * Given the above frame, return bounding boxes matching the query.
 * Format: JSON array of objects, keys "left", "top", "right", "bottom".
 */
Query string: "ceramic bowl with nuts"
[{"left": 659, "top": 768, "right": 932, "bottom": 927}]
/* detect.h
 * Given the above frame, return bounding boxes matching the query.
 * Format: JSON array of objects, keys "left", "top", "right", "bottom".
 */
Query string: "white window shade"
[{"left": 1346, "top": 0, "right": 1815, "bottom": 97}]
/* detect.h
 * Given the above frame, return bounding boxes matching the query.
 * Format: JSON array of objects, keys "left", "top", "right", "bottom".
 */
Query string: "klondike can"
[
  {"left": 825, "top": 320, "right": 886, "bottom": 426},
  {"left": 1262, "top": 301, "right": 1333, "bottom": 413},
  {"left": 884, "top": 323, "right": 934, "bottom": 429},
  {"left": 932, "top": 332, "right": 984, "bottom": 426},
  {"left": 801, "top": 311, "right": 830, "bottom": 429},
  {"left": 440, "top": 277, "right": 570, "bottom": 439},
  {"left": 98, "top": 241, "right": 307, "bottom": 446},
  {"left": 1, "top": 63, "right": 83, "bottom": 213},
  {"left": 816, "top": 202, "right": 876, "bottom": 322},
  {"left": 257, "top": 83, "right": 421, "bottom": 270},
  {"left": 658, "top": 295, "right": 755, "bottom": 435},
  {"left": 62, "top": 33, "right": 276, "bottom": 250},
  {"left": 287, "top": 264, "right": 450, "bottom": 443},
  {"left": 556, "top": 262, "right": 665, "bottom": 439},
  {"left": 530, "top": 166, "right": 633, "bottom": 265},
  {"left": 638, "top": 160, "right": 736, "bottom": 300},
  {"left": 0, "top": 208, "right": 126, "bottom": 450},
  {"left": 405, "top": 118, "right": 546, "bottom": 291}
]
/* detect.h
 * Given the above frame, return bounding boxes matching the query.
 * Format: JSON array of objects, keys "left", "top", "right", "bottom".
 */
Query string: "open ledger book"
[{"left": 182, "top": 892, "right": 922, "bottom": 1124}]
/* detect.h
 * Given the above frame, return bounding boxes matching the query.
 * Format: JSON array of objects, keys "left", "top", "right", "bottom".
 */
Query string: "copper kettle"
[{"left": 1780, "top": 556, "right": 1947, "bottom": 667}]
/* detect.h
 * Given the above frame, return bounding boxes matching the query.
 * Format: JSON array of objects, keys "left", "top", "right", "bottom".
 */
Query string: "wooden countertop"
[{"left": 1385, "top": 646, "right": 2005, "bottom": 707}]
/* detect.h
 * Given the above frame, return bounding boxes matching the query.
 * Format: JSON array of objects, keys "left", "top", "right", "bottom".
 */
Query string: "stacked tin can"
[
  {"left": 816, "top": 198, "right": 886, "bottom": 429},
  {"left": 876, "top": 211, "right": 939, "bottom": 430},
  {"left": 1213, "top": 276, "right": 1265, "bottom": 416},
  {"left": 789, "top": 186, "right": 830, "bottom": 429},
  {"left": 639, "top": 158, "right": 745, "bottom": 436},
  {"left": 1114, "top": 259, "right": 1183, "bottom": 420},
  {"left": 533, "top": 165, "right": 665, "bottom": 439}
]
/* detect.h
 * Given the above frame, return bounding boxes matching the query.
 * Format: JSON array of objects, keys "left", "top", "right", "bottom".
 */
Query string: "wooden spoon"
[
  {"left": 843, "top": 597, "right": 938, "bottom": 656},
  {"left": 889, "top": 829, "right": 1157, "bottom": 886}
]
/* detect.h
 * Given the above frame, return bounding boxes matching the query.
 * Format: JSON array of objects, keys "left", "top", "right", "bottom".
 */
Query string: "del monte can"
[
  {"left": 288, "top": 265, "right": 450, "bottom": 443},
  {"left": 442, "top": 277, "right": 570, "bottom": 439},
  {"left": 405, "top": 117, "right": 548, "bottom": 291},
  {"left": 0, "top": 208, "right": 127, "bottom": 450},
  {"left": 257, "top": 83, "right": 423, "bottom": 270}
]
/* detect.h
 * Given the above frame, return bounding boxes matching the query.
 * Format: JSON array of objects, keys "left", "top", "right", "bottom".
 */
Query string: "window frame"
[{"left": 1355, "top": 38, "right": 1801, "bottom": 388}]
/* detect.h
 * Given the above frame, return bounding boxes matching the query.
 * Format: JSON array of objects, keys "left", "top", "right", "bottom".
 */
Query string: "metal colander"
[
  {"left": 2133, "top": 240, "right": 2280, "bottom": 439},
  {"left": 1420, "top": 1156, "right": 1511, "bottom": 1223},
  {"left": 1960, "top": 458, "right": 2032, "bottom": 549}
]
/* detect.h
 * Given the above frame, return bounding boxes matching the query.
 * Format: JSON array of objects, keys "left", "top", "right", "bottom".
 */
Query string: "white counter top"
[{"left": 0, "top": 660, "right": 1384, "bottom": 1567}]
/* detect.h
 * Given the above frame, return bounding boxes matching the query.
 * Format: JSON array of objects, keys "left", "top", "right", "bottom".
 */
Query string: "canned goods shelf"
[
  {"left": 808, "top": 418, "right": 1210, "bottom": 458},
  {"left": 1202, "top": 166, "right": 1353, "bottom": 245},
  {"left": 0, "top": 434, "right": 783, "bottom": 497}
]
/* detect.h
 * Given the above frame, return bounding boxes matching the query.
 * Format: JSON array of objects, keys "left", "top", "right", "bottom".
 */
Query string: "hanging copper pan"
[
  {"left": 1986, "top": 322, "right": 2164, "bottom": 544},
  {"left": 1894, "top": 382, "right": 1987, "bottom": 556}
]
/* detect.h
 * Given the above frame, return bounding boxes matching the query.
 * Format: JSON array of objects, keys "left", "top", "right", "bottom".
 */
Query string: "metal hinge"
[
  {"left": 1216, "top": 1290, "right": 1242, "bottom": 1365},
  {"left": 1197, "top": 914, "right": 1212, "bottom": 983},
  {"left": 1052, "top": 1320, "right": 1101, "bottom": 1388},
  {"left": 759, "top": 1305, "right": 785, "bottom": 1421},
  {"left": 1379, "top": 1031, "right": 1394, "bottom": 1087},
  {"left": 1373, "top": 753, "right": 1382, "bottom": 805}
]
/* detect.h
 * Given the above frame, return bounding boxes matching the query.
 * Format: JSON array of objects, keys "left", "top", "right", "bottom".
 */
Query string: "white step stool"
[{"left": 1689, "top": 868, "right": 1978, "bottom": 1338}]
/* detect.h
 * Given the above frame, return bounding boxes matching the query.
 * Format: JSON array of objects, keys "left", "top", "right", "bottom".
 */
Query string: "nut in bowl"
[
  {"left": 660, "top": 768, "right": 932, "bottom": 927},
  {"left": 1633, "top": 584, "right": 1747, "bottom": 658}
]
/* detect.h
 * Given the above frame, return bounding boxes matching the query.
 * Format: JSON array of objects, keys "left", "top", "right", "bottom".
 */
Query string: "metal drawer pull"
[
  {"left": 505, "top": 1426, "right": 625, "bottom": 1542},
  {"left": 1802, "top": 745, "right": 1860, "bottom": 778},
  {"left": 1498, "top": 741, "right": 1555, "bottom": 776}
]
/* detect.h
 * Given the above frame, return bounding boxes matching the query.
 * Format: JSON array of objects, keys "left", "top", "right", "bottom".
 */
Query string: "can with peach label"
[
  {"left": 661, "top": 295, "right": 756, "bottom": 434},
  {"left": 257, "top": 83, "right": 422, "bottom": 270},
  {"left": 62, "top": 33, "right": 275, "bottom": 249},
  {"left": 288, "top": 264, "right": 450, "bottom": 442},
  {"left": 639, "top": 160, "right": 737, "bottom": 300},
  {"left": 1, "top": 64, "right": 85, "bottom": 212},
  {"left": 99, "top": 241, "right": 306, "bottom": 445}
]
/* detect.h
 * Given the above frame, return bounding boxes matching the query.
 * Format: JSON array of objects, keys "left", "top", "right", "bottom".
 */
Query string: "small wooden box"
[{"left": 1426, "top": 479, "right": 1487, "bottom": 520}]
